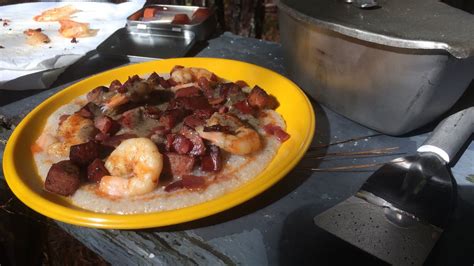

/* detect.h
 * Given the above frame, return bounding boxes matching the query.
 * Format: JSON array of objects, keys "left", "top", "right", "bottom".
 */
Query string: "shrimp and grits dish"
[{"left": 32, "top": 66, "right": 290, "bottom": 214}]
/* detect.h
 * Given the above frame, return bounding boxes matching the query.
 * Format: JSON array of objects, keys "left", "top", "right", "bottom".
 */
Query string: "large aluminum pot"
[{"left": 278, "top": 0, "right": 474, "bottom": 135}]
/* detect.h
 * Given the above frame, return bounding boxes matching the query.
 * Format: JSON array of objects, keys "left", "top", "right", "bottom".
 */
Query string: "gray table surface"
[{"left": 1, "top": 32, "right": 473, "bottom": 265}]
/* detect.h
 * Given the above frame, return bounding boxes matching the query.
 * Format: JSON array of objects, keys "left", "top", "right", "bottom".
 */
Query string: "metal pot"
[{"left": 278, "top": 0, "right": 474, "bottom": 135}]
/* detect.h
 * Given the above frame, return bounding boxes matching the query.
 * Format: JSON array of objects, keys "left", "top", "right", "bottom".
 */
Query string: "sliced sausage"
[
  {"left": 101, "top": 133, "right": 137, "bottom": 148},
  {"left": 183, "top": 115, "right": 205, "bottom": 129},
  {"left": 69, "top": 140, "right": 100, "bottom": 166},
  {"left": 172, "top": 134, "right": 193, "bottom": 155},
  {"left": 162, "top": 153, "right": 195, "bottom": 177},
  {"left": 94, "top": 115, "right": 120, "bottom": 135},
  {"left": 87, "top": 158, "right": 109, "bottom": 183},
  {"left": 175, "top": 96, "right": 211, "bottom": 110},
  {"left": 180, "top": 126, "right": 206, "bottom": 156},
  {"left": 44, "top": 160, "right": 82, "bottom": 196},
  {"left": 159, "top": 109, "right": 185, "bottom": 130}
]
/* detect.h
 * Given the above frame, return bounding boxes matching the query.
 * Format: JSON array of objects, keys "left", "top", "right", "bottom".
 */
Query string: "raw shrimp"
[
  {"left": 48, "top": 114, "right": 96, "bottom": 157},
  {"left": 196, "top": 114, "right": 261, "bottom": 155},
  {"left": 34, "top": 5, "right": 79, "bottom": 22},
  {"left": 58, "top": 19, "right": 98, "bottom": 38},
  {"left": 23, "top": 28, "right": 50, "bottom": 45},
  {"left": 170, "top": 67, "right": 217, "bottom": 84},
  {"left": 99, "top": 138, "right": 163, "bottom": 197}
]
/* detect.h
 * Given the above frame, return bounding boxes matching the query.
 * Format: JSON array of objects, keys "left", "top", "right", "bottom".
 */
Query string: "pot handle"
[{"left": 417, "top": 107, "right": 474, "bottom": 163}]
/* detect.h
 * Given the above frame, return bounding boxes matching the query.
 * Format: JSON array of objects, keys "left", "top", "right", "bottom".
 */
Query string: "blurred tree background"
[{"left": 147, "top": 0, "right": 280, "bottom": 41}]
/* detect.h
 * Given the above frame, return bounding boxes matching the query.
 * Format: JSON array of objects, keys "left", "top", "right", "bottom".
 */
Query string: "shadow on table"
[
  {"left": 425, "top": 186, "right": 474, "bottom": 266},
  {"left": 150, "top": 99, "right": 330, "bottom": 232},
  {"left": 277, "top": 204, "right": 389, "bottom": 266}
]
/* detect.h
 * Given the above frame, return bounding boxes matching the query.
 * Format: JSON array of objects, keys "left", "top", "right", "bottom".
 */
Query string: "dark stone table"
[{"left": 1, "top": 32, "right": 473, "bottom": 265}]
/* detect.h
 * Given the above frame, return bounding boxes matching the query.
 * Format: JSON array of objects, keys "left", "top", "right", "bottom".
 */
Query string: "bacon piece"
[
  {"left": 162, "top": 153, "right": 195, "bottom": 178},
  {"left": 172, "top": 134, "right": 193, "bottom": 155},
  {"left": 201, "top": 145, "right": 222, "bottom": 172},
  {"left": 263, "top": 124, "right": 290, "bottom": 142},
  {"left": 247, "top": 85, "right": 278, "bottom": 109},
  {"left": 94, "top": 115, "right": 120, "bottom": 135},
  {"left": 87, "top": 158, "right": 109, "bottom": 183},
  {"left": 45, "top": 160, "right": 81, "bottom": 196},
  {"left": 180, "top": 126, "right": 206, "bottom": 156},
  {"left": 69, "top": 140, "right": 100, "bottom": 166},
  {"left": 175, "top": 86, "right": 201, "bottom": 98},
  {"left": 233, "top": 100, "right": 255, "bottom": 115}
]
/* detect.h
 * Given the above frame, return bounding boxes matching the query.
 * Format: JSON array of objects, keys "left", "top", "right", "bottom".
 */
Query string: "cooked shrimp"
[
  {"left": 24, "top": 28, "right": 50, "bottom": 45},
  {"left": 196, "top": 114, "right": 261, "bottom": 155},
  {"left": 99, "top": 138, "right": 163, "bottom": 197},
  {"left": 34, "top": 5, "right": 79, "bottom": 22},
  {"left": 32, "top": 132, "right": 57, "bottom": 153},
  {"left": 170, "top": 67, "right": 217, "bottom": 84},
  {"left": 58, "top": 19, "right": 98, "bottom": 38},
  {"left": 48, "top": 114, "right": 95, "bottom": 157}
]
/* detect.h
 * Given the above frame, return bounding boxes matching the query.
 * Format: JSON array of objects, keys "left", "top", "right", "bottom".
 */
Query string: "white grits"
[{"left": 33, "top": 92, "right": 286, "bottom": 214}]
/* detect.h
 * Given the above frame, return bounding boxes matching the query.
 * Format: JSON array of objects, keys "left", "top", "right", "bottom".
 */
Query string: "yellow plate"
[{"left": 3, "top": 58, "right": 315, "bottom": 229}]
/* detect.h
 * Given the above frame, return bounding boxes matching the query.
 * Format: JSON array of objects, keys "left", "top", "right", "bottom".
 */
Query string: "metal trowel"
[{"left": 314, "top": 107, "right": 474, "bottom": 265}]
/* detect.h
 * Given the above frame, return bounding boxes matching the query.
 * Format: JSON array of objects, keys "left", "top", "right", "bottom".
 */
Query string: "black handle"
[{"left": 418, "top": 107, "right": 474, "bottom": 163}]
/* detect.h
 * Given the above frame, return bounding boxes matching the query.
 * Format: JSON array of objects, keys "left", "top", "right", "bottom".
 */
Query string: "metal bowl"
[{"left": 279, "top": 0, "right": 474, "bottom": 135}]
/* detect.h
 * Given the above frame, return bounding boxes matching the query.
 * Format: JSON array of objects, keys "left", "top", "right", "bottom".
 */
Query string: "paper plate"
[{"left": 3, "top": 58, "right": 315, "bottom": 229}]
